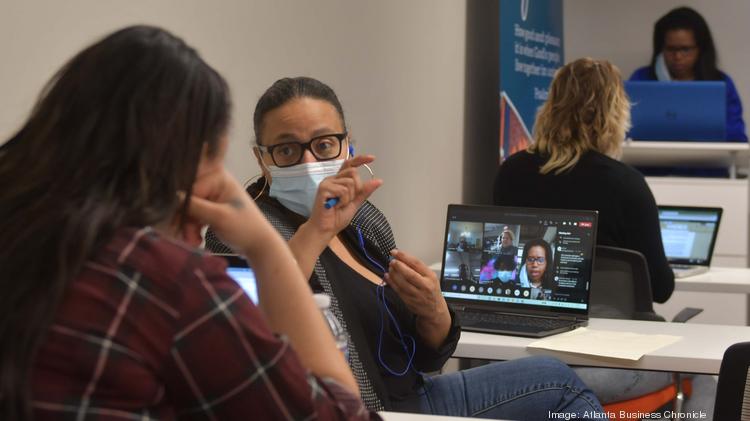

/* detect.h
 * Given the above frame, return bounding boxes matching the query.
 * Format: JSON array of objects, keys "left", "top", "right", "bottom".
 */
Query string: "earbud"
[{"left": 348, "top": 144, "right": 355, "bottom": 157}]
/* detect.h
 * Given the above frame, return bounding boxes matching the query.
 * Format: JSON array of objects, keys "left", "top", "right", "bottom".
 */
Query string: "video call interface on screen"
[
  {"left": 441, "top": 209, "right": 596, "bottom": 311},
  {"left": 659, "top": 208, "right": 720, "bottom": 264}
]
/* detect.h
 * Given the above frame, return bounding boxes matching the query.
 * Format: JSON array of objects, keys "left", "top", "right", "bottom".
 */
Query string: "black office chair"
[
  {"left": 714, "top": 341, "right": 750, "bottom": 420},
  {"left": 590, "top": 245, "right": 702, "bottom": 323},
  {"left": 584, "top": 245, "right": 705, "bottom": 417}
]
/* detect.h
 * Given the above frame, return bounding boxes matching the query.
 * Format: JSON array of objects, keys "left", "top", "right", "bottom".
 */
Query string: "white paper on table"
[{"left": 526, "top": 327, "right": 682, "bottom": 361}]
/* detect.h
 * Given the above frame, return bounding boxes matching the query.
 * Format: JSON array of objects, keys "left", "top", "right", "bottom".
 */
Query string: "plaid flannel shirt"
[{"left": 31, "top": 227, "right": 377, "bottom": 420}]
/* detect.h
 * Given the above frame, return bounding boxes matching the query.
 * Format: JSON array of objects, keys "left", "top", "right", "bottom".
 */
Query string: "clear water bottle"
[{"left": 313, "top": 293, "right": 349, "bottom": 361}]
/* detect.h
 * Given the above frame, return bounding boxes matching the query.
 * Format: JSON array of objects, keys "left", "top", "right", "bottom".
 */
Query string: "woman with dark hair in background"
[
  {"left": 207, "top": 76, "right": 608, "bottom": 420},
  {"left": 0, "top": 26, "right": 372, "bottom": 420},
  {"left": 630, "top": 6, "right": 747, "bottom": 142}
]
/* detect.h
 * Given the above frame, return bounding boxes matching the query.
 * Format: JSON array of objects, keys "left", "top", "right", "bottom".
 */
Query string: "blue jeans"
[{"left": 392, "top": 356, "right": 608, "bottom": 420}]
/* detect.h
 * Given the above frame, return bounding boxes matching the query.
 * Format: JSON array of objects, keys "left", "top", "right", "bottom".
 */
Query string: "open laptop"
[
  {"left": 217, "top": 254, "right": 259, "bottom": 304},
  {"left": 658, "top": 206, "right": 723, "bottom": 278},
  {"left": 440, "top": 205, "right": 598, "bottom": 338},
  {"left": 625, "top": 81, "right": 726, "bottom": 141}
]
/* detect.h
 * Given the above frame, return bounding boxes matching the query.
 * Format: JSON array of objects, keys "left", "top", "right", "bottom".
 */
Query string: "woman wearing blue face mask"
[{"left": 206, "top": 77, "right": 607, "bottom": 419}]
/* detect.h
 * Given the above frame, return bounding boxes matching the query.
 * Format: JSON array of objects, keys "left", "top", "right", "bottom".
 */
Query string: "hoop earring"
[{"left": 243, "top": 174, "right": 268, "bottom": 201}]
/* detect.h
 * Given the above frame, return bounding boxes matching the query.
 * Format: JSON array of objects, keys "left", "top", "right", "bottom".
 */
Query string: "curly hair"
[{"left": 530, "top": 57, "right": 631, "bottom": 175}]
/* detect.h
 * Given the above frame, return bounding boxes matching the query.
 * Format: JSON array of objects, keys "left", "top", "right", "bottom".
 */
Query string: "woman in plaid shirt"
[{"left": 0, "top": 26, "right": 376, "bottom": 420}]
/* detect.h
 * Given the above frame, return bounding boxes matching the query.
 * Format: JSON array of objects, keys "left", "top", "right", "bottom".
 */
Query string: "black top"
[
  {"left": 493, "top": 150, "right": 675, "bottom": 303},
  {"left": 204, "top": 179, "right": 460, "bottom": 410},
  {"left": 320, "top": 247, "right": 458, "bottom": 406}
]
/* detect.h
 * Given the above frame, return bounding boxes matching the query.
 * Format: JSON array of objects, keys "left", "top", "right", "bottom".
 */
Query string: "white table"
[
  {"left": 673, "top": 267, "right": 750, "bottom": 325},
  {"left": 674, "top": 267, "right": 750, "bottom": 294},
  {"left": 453, "top": 318, "right": 750, "bottom": 375}
]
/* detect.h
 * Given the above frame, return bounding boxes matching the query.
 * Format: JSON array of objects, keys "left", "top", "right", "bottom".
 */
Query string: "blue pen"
[
  {"left": 324, "top": 197, "right": 339, "bottom": 209},
  {"left": 324, "top": 161, "right": 375, "bottom": 210}
]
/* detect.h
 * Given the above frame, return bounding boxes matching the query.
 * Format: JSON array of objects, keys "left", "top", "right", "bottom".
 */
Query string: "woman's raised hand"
[{"left": 306, "top": 155, "right": 382, "bottom": 239}]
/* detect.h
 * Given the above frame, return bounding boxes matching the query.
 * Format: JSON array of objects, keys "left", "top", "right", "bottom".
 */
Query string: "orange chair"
[
  {"left": 602, "top": 376, "right": 693, "bottom": 420},
  {"left": 586, "top": 246, "right": 702, "bottom": 419}
]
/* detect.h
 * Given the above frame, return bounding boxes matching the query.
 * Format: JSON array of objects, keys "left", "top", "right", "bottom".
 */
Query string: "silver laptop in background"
[
  {"left": 658, "top": 206, "right": 723, "bottom": 278},
  {"left": 217, "top": 254, "right": 259, "bottom": 304},
  {"left": 440, "top": 205, "right": 598, "bottom": 338}
]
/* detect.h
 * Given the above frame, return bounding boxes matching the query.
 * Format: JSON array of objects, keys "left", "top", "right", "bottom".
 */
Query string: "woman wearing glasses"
[
  {"left": 207, "top": 77, "right": 607, "bottom": 419},
  {"left": 519, "top": 239, "right": 553, "bottom": 300},
  {"left": 630, "top": 6, "right": 747, "bottom": 142}
]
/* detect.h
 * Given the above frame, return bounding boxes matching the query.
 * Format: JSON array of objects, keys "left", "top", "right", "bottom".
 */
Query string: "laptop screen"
[
  {"left": 440, "top": 205, "right": 597, "bottom": 316},
  {"left": 658, "top": 206, "right": 722, "bottom": 266},
  {"left": 218, "top": 254, "right": 259, "bottom": 304},
  {"left": 624, "top": 81, "right": 726, "bottom": 141}
]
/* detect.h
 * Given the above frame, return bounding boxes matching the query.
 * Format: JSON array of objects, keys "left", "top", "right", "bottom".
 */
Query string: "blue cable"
[
  {"left": 356, "top": 228, "right": 421, "bottom": 376},
  {"left": 376, "top": 284, "right": 417, "bottom": 376},
  {"left": 356, "top": 228, "right": 386, "bottom": 273}
]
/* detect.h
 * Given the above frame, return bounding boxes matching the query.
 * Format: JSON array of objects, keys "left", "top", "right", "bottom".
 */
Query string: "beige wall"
[
  {"left": 0, "top": 0, "right": 466, "bottom": 264},
  {"left": 564, "top": 0, "right": 750, "bottom": 127},
  {"left": 14, "top": 1, "right": 747, "bottom": 266}
]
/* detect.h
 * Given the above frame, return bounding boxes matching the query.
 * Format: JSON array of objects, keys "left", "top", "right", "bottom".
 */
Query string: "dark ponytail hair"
[
  {"left": 253, "top": 76, "right": 346, "bottom": 145},
  {"left": 650, "top": 6, "right": 722, "bottom": 80},
  {"left": 0, "top": 25, "right": 231, "bottom": 420}
]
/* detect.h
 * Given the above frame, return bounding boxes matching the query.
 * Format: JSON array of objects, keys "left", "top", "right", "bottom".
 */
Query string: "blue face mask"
[
  {"left": 268, "top": 159, "right": 345, "bottom": 217},
  {"left": 497, "top": 270, "right": 514, "bottom": 282}
]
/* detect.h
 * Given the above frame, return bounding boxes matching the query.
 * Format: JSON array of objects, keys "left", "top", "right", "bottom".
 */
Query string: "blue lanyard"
[{"left": 356, "top": 228, "right": 421, "bottom": 377}]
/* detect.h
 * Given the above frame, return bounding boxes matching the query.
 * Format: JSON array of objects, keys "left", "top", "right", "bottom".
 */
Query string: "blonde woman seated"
[
  {"left": 493, "top": 57, "right": 713, "bottom": 415},
  {"left": 493, "top": 57, "right": 673, "bottom": 304}
]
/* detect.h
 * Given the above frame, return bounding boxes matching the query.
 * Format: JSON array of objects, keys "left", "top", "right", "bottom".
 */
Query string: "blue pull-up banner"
[{"left": 498, "top": 0, "right": 563, "bottom": 162}]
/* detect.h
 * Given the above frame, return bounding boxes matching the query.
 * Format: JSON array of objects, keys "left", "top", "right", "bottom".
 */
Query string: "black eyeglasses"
[
  {"left": 258, "top": 133, "right": 348, "bottom": 168},
  {"left": 526, "top": 256, "right": 546, "bottom": 264},
  {"left": 663, "top": 45, "right": 698, "bottom": 56}
]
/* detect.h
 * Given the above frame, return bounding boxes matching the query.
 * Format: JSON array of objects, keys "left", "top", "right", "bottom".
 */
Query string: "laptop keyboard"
[
  {"left": 458, "top": 311, "right": 575, "bottom": 333},
  {"left": 670, "top": 265, "right": 708, "bottom": 278},
  {"left": 671, "top": 264, "right": 693, "bottom": 270}
]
